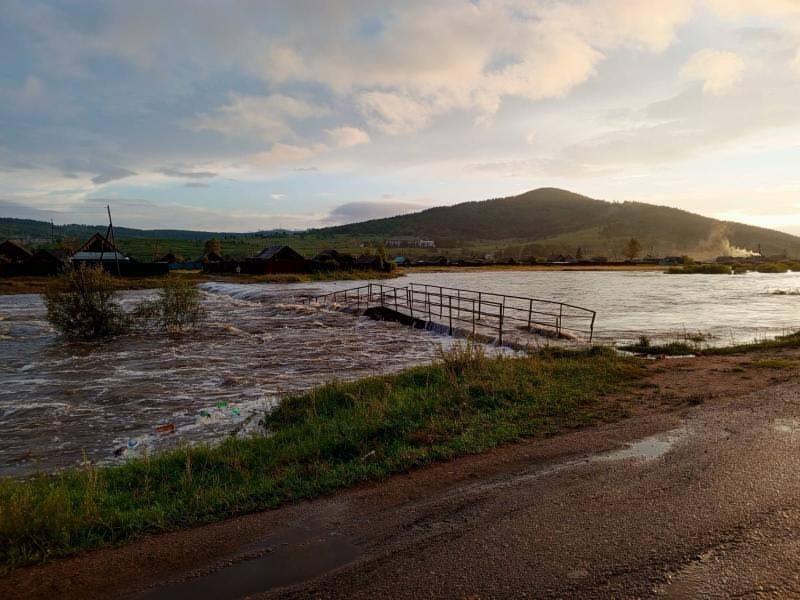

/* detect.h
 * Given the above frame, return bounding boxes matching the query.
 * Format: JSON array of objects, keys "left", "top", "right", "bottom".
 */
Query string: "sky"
[{"left": 1, "top": 0, "right": 800, "bottom": 233}]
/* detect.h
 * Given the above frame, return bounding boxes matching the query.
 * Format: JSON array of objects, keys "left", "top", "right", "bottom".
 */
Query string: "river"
[{"left": 1, "top": 270, "right": 798, "bottom": 476}]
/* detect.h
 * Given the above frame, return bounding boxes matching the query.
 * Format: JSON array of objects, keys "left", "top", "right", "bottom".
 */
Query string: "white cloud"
[
  {"left": 681, "top": 50, "right": 746, "bottom": 94},
  {"left": 357, "top": 92, "right": 439, "bottom": 135},
  {"left": 248, "top": 143, "right": 326, "bottom": 167},
  {"left": 270, "top": 192, "right": 286, "bottom": 200},
  {"left": 705, "top": 0, "right": 800, "bottom": 19},
  {"left": 324, "top": 126, "right": 371, "bottom": 148},
  {"left": 188, "top": 93, "right": 330, "bottom": 142}
]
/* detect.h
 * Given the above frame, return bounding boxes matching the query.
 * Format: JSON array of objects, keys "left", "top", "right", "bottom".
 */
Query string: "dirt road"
[{"left": 4, "top": 357, "right": 800, "bottom": 598}]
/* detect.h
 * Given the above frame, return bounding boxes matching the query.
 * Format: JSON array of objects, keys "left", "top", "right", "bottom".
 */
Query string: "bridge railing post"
[
  {"left": 448, "top": 296, "right": 453, "bottom": 334},
  {"left": 471, "top": 299, "right": 476, "bottom": 337},
  {"left": 499, "top": 303, "right": 504, "bottom": 346}
]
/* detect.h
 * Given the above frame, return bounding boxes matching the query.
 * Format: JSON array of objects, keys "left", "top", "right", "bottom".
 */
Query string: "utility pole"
[{"left": 106, "top": 205, "right": 121, "bottom": 276}]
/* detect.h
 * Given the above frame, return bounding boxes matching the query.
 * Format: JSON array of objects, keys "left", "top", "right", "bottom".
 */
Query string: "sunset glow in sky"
[{"left": 1, "top": 1, "right": 800, "bottom": 232}]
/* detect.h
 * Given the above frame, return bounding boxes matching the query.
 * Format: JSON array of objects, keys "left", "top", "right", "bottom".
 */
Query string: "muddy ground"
[{"left": 3, "top": 348, "right": 800, "bottom": 599}]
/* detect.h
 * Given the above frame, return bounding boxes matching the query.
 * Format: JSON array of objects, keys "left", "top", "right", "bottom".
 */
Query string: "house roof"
[
  {"left": 72, "top": 251, "right": 130, "bottom": 262},
  {"left": 0, "top": 240, "right": 33, "bottom": 262},
  {"left": 203, "top": 251, "right": 224, "bottom": 262},
  {"left": 254, "top": 245, "right": 304, "bottom": 261},
  {"left": 74, "top": 233, "right": 128, "bottom": 258},
  {"left": 31, "top": 249, "right": 69, "bottom": 264}
]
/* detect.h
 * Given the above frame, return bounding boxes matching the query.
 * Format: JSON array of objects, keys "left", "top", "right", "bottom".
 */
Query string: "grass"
[
  {"left": 619, "top": 341, "right": 697, "bottom": 356},
  {"left": 0, "top": 345, "right": 640, "bottom": 569},
  {"left": 702, "top": 331, "right": 800, "bottom": 356},
  {"left": 620, "top": 331, "right": 800, "bottom": 357},
  {"left": 744, "top": 358, "right": 797, "bottom": 370},
  {"left": 667, "top": 264, "right": 732, "bottom": 275}
]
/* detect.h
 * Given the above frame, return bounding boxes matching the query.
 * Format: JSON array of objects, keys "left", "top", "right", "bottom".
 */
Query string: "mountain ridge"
[
  {"left": 2, "top": 188, "right": 798, "bottom": 258},
  {"left": 315, "top": 188, "right": 800, "bottom": 258}
]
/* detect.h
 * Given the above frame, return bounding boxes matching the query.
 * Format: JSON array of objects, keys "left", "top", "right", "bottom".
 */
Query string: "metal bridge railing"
[{"left": 302, "top": 282, "right": 596, "bottom": 343}]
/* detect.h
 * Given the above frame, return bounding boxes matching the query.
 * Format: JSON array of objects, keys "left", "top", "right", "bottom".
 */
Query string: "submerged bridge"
[{"left": 302, "top": 283, "right": 596, "bottom": 345}]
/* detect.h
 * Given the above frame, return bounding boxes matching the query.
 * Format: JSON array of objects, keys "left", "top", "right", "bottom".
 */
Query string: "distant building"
[
  {"left": 156, "top": 252, "right": 179, "bottom": 264},
  {"left": 385, "top": 238, "right": 436, "bottom": 249},
  {"left": 202, "top": 251, "right": 224, "bottom": 263},
  {"left": 70, "top": 233, "right": 131, "bottom": 264},
  {"left": 246, "top": 245, "right": 308, "bottom": 274},
  {"left": 0, "top": 240, "right": 33, "bottom": 264}
]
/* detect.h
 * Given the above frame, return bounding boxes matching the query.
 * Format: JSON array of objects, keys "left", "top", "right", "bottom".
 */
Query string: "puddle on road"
[
  {"left": 136, "top": 519, "right": 361, "bottom": 600},
  {"left": 596, "top": 427, "right": 690, "bottom": 462}
]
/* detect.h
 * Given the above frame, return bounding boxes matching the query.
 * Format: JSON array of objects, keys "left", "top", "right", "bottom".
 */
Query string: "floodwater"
[{"left": 1, "top": 270, "right": 799, "bottom": 476}]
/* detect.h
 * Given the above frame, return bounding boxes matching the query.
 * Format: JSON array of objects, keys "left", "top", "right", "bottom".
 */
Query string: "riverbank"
[
  {"left": 4, "top": 340, "right": 800, "bottom": 597},
  {"left": 0, "top": 269, "right": 401, "bottom": 295},
  {"left": 410, "top": 263, "right": 666, "bottom": 273},
  {"left": 0, "top": 345, "right": 640, "bottom": 568},
  {"left": 4, "top": 333, "right": 800, "bottom": 572}
]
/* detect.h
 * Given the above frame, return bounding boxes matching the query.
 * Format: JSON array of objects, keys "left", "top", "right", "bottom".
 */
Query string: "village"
[{"left": 2, "top": 230, "right": 792, "bottom": 281}]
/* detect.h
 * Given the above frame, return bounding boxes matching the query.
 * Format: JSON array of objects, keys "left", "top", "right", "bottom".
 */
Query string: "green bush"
[
  {"left": 667, "top": 263, "right": 731, "bottom": 275},
  {"left": 134, "top": 278, "right": 203, "bottom": 332},
  {"left": 44, "top": 266, "right": 130, "bottom": 339},
  {"left": 755, "top": 262, "right": 790, "bottom": 274}
]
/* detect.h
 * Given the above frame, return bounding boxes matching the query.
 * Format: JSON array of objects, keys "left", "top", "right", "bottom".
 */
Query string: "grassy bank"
[
  {"left": 620, "top": 331, "right": 800, "bottom": 356},
  {"left": 0, "top": 346, "right": 640, "bottom": 569},
  {"left": 667, "top": 261, "right": 800, "bottom": 275},
  {"left": 0, "top": 269, "right": 401, "bottom": 295}
]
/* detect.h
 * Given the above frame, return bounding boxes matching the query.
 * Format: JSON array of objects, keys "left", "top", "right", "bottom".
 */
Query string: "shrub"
[
  {"left": 755, "top": 262, "right": 790, "bottom": 274},
  {"left": 134, "top": 278, "right": 203, "bottom": 332},
  {"left": 667, "top": 263, "right": 731, "bottom": 275},
  {"left": 44, "top": 266, "right": 130, "bottom": 339}
]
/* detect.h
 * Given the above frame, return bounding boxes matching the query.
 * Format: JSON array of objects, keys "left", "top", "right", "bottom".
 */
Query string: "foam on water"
[
  {"left": 3, "top": 271, "right": 800, "bottom": 476},
  {"left": 0, "top": 283, "right": 454, "bottom": 476}
]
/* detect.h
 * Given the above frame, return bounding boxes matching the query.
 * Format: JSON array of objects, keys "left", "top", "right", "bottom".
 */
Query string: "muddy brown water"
[
  {"left": 0, "top": 282, "right": 460, "bottom": 476},
  {"left": 2, "top": 270, "right": 799, "bottom": 476}
]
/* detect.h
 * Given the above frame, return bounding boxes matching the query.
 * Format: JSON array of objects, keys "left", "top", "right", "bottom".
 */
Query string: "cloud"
[
  {"left": 357, "top": 92, "right": 439, "bottom": 135},
  {"left": 0, "top": 76, "right": 45, "bottom": 104},
  {"left": 681, "top": 49, "right": 746, "bottom": 94},
  {"left": 158, "top": 167, "right": 217, "bottom": 179},
  {"left": 705, "top": 0, "right": 800, "bottom": 19},
  {"left": 324, "top": 126, "right": 370, "bottom": 148},
  {"left": 248, "top": 143, "right": 326, "bottom": 167},
  {"left": 188, "top": 93, "right": 330, "bottom": 142},
  {"left": 793, "top": 48, "right": 800, "bottom": 73},
  {"left": 270, "top": 193, "right": 286, "bottom": 200},
  {"left": 184, "top": 182, "right": 209, "bottom": 188},
  {"left": 325, "top": 200, "right": 429, "bottom": 224},
  {"left": 91, "top": 167, "right": 137, "bottom": 185}
]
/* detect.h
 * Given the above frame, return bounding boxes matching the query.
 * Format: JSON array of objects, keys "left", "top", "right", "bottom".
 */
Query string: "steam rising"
[{"left": 696, "top": 224, "right": 760, "bottom": 259}]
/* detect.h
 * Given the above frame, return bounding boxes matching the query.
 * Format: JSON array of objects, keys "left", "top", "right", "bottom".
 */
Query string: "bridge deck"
[{"left": 302, "top": 283, "right": 596, "bottom": 345}]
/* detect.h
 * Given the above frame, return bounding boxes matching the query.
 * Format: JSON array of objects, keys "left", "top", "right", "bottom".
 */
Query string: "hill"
[
  {"left": 3, "top": 189, "right": 799, "bottom": 260},
  {"left": 317, "top": 188, "right": 800, "bottom": 258},
  {"left": 0, "top": 218, "right": 240, "bottom": 242}
]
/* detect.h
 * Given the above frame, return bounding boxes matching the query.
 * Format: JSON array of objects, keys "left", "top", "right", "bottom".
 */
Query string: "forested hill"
[{"left": 317, "top": 188, "right": 800, "bottom": 257}]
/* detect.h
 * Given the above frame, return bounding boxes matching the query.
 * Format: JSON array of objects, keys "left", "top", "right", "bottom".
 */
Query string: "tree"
[
  {"left": 624, "top": 238, "right": 643, "bottom": 261},
  {"left": 203, "top": 238, "right": 222, "bottom": 256},
  {"left": 575, "top": 247, "right": 584, "bottom": 260}
]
